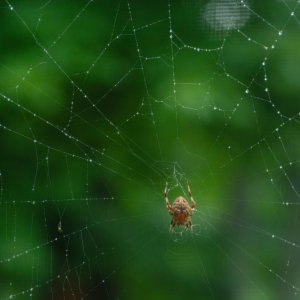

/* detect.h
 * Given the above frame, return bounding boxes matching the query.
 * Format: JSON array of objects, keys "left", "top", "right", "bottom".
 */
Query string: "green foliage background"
[{"left": 1, "top": 1, "right": 300, "bottom": 299}]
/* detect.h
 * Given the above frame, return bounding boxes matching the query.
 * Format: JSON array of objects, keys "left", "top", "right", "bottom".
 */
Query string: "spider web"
[{"left": 1, "top": 0, "right": 300, "bottom": 299}]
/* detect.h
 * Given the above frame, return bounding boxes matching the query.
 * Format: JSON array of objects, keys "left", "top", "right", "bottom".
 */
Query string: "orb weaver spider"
[{"left": 164, "top": 182, "right": 196, "bottom": 231}]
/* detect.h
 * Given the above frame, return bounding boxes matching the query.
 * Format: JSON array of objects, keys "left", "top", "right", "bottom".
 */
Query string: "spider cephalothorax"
[{"left": 164, "top": 183, "right": 196, "bottom": 231}]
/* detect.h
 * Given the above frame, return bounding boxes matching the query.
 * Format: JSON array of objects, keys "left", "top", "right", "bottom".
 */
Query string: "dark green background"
[{"left": 1, "top": 0, "right": 300, "bottom": 299}]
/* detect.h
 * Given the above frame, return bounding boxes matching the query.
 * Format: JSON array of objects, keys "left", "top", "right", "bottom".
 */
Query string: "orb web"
[{"left": 1, "top": 0, "right": 300, "bottom": 299}]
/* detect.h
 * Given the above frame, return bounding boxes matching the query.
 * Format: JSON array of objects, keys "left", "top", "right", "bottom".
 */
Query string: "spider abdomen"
[{"left": 172, "top": 197, "right": 192, "bottom": 225}]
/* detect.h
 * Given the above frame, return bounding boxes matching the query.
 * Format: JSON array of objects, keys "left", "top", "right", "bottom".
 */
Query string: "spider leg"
[
  {"left": 169, "top": 218, "right": 175, "bottom": 232},
  {"left": 186, "top": 221, "right": 192, "bottom": 231},
  {"left": 187, "top": 182, "right": 196, "bottom": 210},
  {"left": 164, "top": 182, "right": 173, "bottom": 214}
]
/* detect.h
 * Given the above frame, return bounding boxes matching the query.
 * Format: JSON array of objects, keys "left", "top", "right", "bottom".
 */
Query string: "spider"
[{"left": 164, "top": 182, "right": 196, "bottom": 231}]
